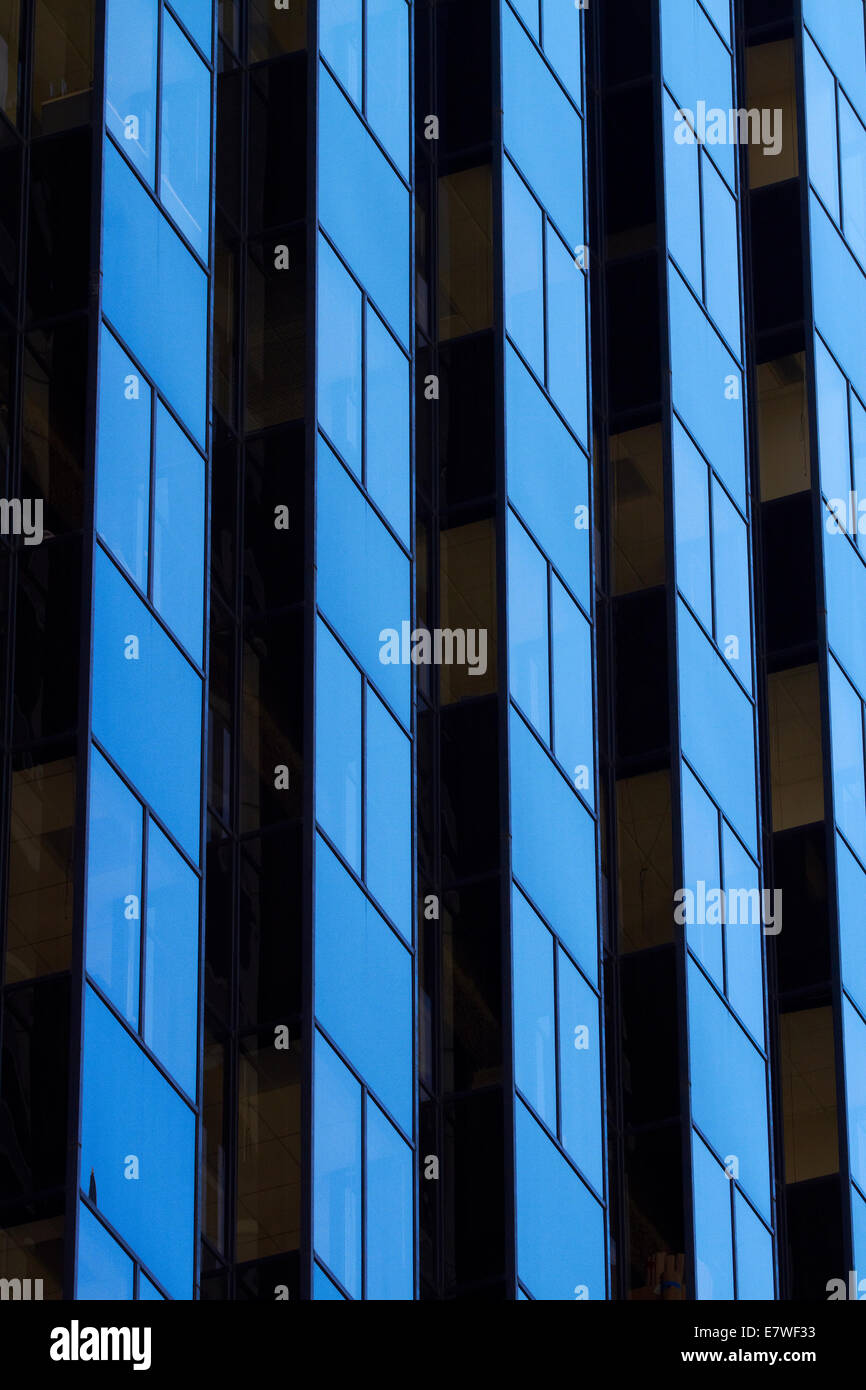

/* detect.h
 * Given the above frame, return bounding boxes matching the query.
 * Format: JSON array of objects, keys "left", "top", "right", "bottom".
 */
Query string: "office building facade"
[{"left": 0, "top": 0, "right": 862, "bottom": 1302}]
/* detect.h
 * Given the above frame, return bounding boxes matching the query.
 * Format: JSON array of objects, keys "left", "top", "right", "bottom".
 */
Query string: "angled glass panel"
[
  {"left": 829, "top": 656, "right": 866, "bottom": 864},
  {"left": 320, "top": 0, "right": 362, "bottom": 106},
  {"left": 86, "top": 748, "right": 142, "bottom": 1027},
  {"left": 558, "top": 947, "right": 603, "bottom": 1193},
  {"left": 144, "top": 821, "right": 199, "bottom": 1098},
  {"left": 541, "top": 0, "right": 581, "bottom": 103},
  {"left": 814, "top": 335, "right": 851, "bottom": 509},
  {"left": 509, "top": 0, "right": 539, "bottom": 40},
  {"left": 810, "top": 195, "right": 866, "bottom": 407},
  {"left": 702, "top": 0, "right": 731, "bottom": 44},
  {"left": 712, "top": 478, "right": 752, "bottom": 686},
  {"left": 365, "top": 1099, "right": 413, "bottom": 1299},
  {"left": 825, "top": 528, "right": 866, "bottom": 700},
  {"left": 692, "top": 1134, "right": 734, "bottom": 1299},
  {"left": 314, "top": 1263, "right": 347, "bottom": 1299},
  {"left": 851, "top": 393, "right": 866, "bottom": 561},
  {"left": 546, "top": 223, "right": 588, "bottom": 446},
  {"left": 365, "top": 687, "right": 411, "bottom": 941},
  {"left": 838, "top": 833, "right": 866, "bottom": 1019},
  {"left": 105, "top": 0, "right": 158, "bottom": 185},
  {"left": 153, "top": 402, "right": 205, "bottom": 663},
  {"left": 313, "top": 1033, "right": 362, "bottom": 1300},
  {"left": 722, "top": 824, "right": 765, "bottom": 1046},
  {"left": 804, "top": 34, "right": 840, "bottom": 221},
  {"left": 76, "top": 1204, "right": 134, "bottom": 1299},
  {"left": 139, "top": 1272, "right": 165, "bottom": 1300},
  {"left": 701, "top": 153, "right": 740, "bottom": 355},
  {"left": 802, "top": 0, "right": 866, "bottom": 127},
  {"left": 852, "top": 1185, "right": 866, "bottom": 1292},
  {"left": 317, "top": 237, "right": 362, "bottom": 478},
  {"left": 733, "top": 1191, "right": 774, "bottom": 1299},
  {"left": 507, "top": 509, "right": 550, "bottom": 742},
  {"left": 673, "top": 419, "right": 712, "bottom": 632},
  {"left": 503, "top": 159, "right": 545, "bottom": 380},
  {"left": 663, "top": 92, "right": 702, "bottom": 294},
  {"left": 96, "top": 327, "right": 151, "bottom": 592},
  {"left": 512, "top": 886, "right": 556, "bottom": 1129},
  {"left": 841, "top": 95, "right": 866, "bottom": 271},
  {"left": 365, "top": 304, "right": 410, "bottom": 545},
  {"left": 681, "top": 761, "right": 724, "bottom": 988},
  {"left": 551, "top": 573, "right": 593, "bottom": 805},
  {"left": 366, "top": 0, "right": 410, "bottom": 177},
  {"left": 160, "top": 13, "right": 211, "bottom": 260},
  {"left": 170, "top": 0, "right": 213, "bottom": 55},
  {"left": 660, "top": 0, "right": 735, "bottom": 187},
  {"left": 315, "top": 620, "right": 362, "bottom": 872},
  {"left": 842, "top": 997, "right": 866, "bottom": 1193}
]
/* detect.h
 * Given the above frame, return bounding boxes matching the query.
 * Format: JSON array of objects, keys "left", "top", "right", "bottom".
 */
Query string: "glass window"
[
  {"left": 802, "top": 0, "right": 866, "bottom": 128},
  {"left": 92, "top": 546, "right": 203, "bottom": 862},
  {"left": 804, "top": 35, "right": 840, "bottom": 221},
  {"left": 701, "top": 154, "right": 740, "bottom": 355},
  {"left": 365, "top": 304, "right": 410, "bottom": 545},
  {"left": 722, "top": 825, "right": 765, "bottom": 1047},
  {"left": 366, "top": 0, "right": 410, "bottom": 178},
  {"left": 76, "top": 1204, "right": 134, "bottom": 1299},
  {"left": 144, "top": 822, "right": 199, "bottom": 1097},
  {"left": 701, "top": 0, "right": 731, "bottom": 44},
  {"left": 829, "top": 656, "right": 866, "bottom": 864},
  {"left": 5, "top": 756, "right": 76, "bottom": 984},
  {"left": 314, "top": 1263, "right": 347, "bottom": 1299},
  {"left": 315, "top": 836, "right": 412, "bottom": 1131},
  {"left": 438, "top": 166, "right": 493, "bottom": 340},
  {"left": 852, "top": 1185, "right": 866, "bottom": 1290},
  {"left": 105, "top": 0, "right": 158, "bottom": 184},
  {"left": 510, "top": 708, "right": 597, "bottom": 981},
  {"left": 315, "top": 620, "right": 362, "bottom": 872},
  {"left": 313, "top": 1032, "right": 362, "bottom": 1299},
  {"left": 506, "top": 344, "right": 590, "bottom": 613},
  {"left": 516, "top": 1099, "right": 605, "bottom": 1300},
  {"left": 851, "top": 393, "right": 866, "bottom": 562},
  {"left": 318, "top": 65, "right": 410, "bottom": 345},
  {"left": 780, "top": 1007, "right": 838, "bottom": 1182},
  {"left": 320, "top": 0, "right": 362, "bottom": 105},
  {"left": 734, "top": 1191, "right": 774, "bottom": 1299},
  {"left": 767, "top": 665, "right": 824, "bottom": 831},
  {"left": 365, "top": 1099, "right": 413, "bottom": 1299},
  {"left": 170, "top": 0, "right": 213, "bottom": 55},
  {"left": 814, "top": 335, "right": 851, "bottom": 508},
  {"left": 541, "top": 0, "right": 581, "bottom": 104},
  {"left": 546, "top": 224, "right": 588, "bottom": 446},
  {"left": 811, "top": 195, "right": 866, "bottom": 408},
  {"left": 507, "top": 510, "right": 550, "bottom": 742},
  {"left": 841, "top": 94, "right": 866, "bottom": 270},
  {"left": 160, "top": 13, "right": 211, "bottom": 261},
  {"left": 669, "top": 268, "right": 746, "bottom": 513},
  {"left": 512, "top": 886, "right": 556, "bottom": 1129},
  {"left": 757, "top": 354, "right": 810, "bottom": 502},
  {"left": 86, "top": 748, "right": 142, "bottom": 1027},
  {"left": 103, "top": 142, "right": 208, "bottom": 446},
  {"left": 365, "top": 688, "right": 412, "bottom": 941},
  {"left": 558, "top": 947, "right": 603, "bottom": 1193},
  {"left": 96, "top": 327, "right": 151, "bottom": 592},
  {"left": 663, "top": 92, "right": 702, "bottom": 295},
  {"left": 843, "top": 998, "right": 866, "bottom": 1192},
  {"left": 316, "top": 438, "right": 411, "bottom": 728},
  {"left": 838, "top": 833, "right": 866, "bottom": 1020},
  {"left": 612, "top": 424, "right": 666, "bottom": 593},
  {"left": 551, "top": 574, "right": 593, "bottom": 804},
  {"left": 502, "top": 2, "right": 583, "bottom": 248},
  {"left": 139, "top": 1271, "right": 165, "bottom": 1299},
  {"left": 32, "top": 0, "right": 94, "bottom": 136},
  {"left": 80, "top": 986, "right": 196, "bottom": 1299},
  {"left": 503, "top": 159, "right": 545, "bottom": 381},
  {"left": 510, "top": 0, "right": 539, "bottom": 40},
  {"left": 692, "top": 1134, "right": 734, "bottom": 1299},
  {"left": 153, "top": 402, "right": 205, "bottom": 663},
  {"left": 660, "top": 0, "right": 735, "bottom": 187},
  {"left": 712, "top": 479, "right": 752, "bottom": 684},
  {"left": 317, "top": 236, "right": 362, "bottom": 478},
  {"left": 681, "top": 761, "right": 724, "bottom": 989},
  {"left": 439, "top": 518, "right": 498, "bottom": 703},
  {"left": 825, "top": 527, "right": 866, "bottom": 701},
  {"left": 673, "top": 420, "right": 712, "bottom": 631}
]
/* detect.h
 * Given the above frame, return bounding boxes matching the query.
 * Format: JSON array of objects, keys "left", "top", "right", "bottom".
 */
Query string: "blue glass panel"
[
  {"left": 503, "top": 159, "right": 545, "bottom": 380},
  {"left": 317, "top": 237, "right": 362, "bottom": 478},
  {"left": 96, "top": 327, "right": 151, "bottom": 591},
  {"left": 688, "top": 961, "right": 771, "bottom": 1219},
  {"left": 502, "top": 2, "right": 583, "bottom": 247},
  {"left": 169, "top": 0, "right": 213, "bottom": 55},
  {"left": 802, "top": 0, "right": 866, "bottom": 127},
  {"left": 153, "top": 402, "right": 205, "bottom": 663},
  {"left": 702, "top": 154, "right": 740, "bottom": 355},
  {"left": 678, "top": 602, "right": 757, "bottom": 856},
  {"left": 825, "top": 528, "right": 866, "bottom": 700},
  {"left": 509, "top": 0, "right": 539, "bottom": 40},
  {"left": 692, "top": 1134, "right": 734, "bottom": 1299},
  {"left": 92, "top": 546, "right": 202, "bottom": 862},
  {"left": 365, "top": 688, "right": 412, "bottom": 941},
  {"left": 701, "top": 0, "right": 731, "bottom": 43},
  {"left": 314, "top": 1263, "right": 347, "bottom": 1300},
  {"left": 365, "top": 1099, "right": 413, "bottom": 1299},
  {"left": 805, "top": 35, "right": 841, "bottom": 221},
  {"left": 681, "top": 761, "right": 724, "bottom": 989},
  {"left": 77, "top": 1204, "right": 134, "bottom": 1299},
  {"left": 317, "top": 438, "right": 411, "bottom": 727},
  {"left": 105, "top": 0, "right": 158, "bottom": 185},
  {"left": 367, "top": 0, "right": 410, "bottom": 177},
  {"left": 558, "top": 948, "right": 603, "bottom": 1193},
  {"left": 143, "top": 821, "right": 199, "bottom": 1097},
  {"left": 712, "top": 479, "right": 752, "bottom": 685},
  {"left": 851, "top": 393, "right": 866, "bottom": 562},
  {"left": 843, "top": 997, "right": 866, "bottom": 1193},
  {"left": 103, "top": 141, "right": 208, "bottom": 445},
  {"left": 840, "top": 94, "right": 866, "bottom": 270},
  {"left": 546, "top": 224, "right": 588, "bottom": 446},
  {"left": 320, "top": 0, "right": 363, "bottom": 106},
  {"left": 506, "top": 345, "right": 590, "bottom": 611},
  {"left": 160, "top": 14, "right": 211, "bottom": 260},
  {"left": 315, "top": 836, "right": 412, "bottom": 1131},
  {"left": 810, "top": 195, "right": 866, "bottom": 408},
  {"left": 365, "top": 305, "right": 411, "bottom": 545},
  {"left": 852, "top": 1185, "right": 866, "bottom": 1291},
  {"left": 315, "top": 621, "right": 362, "bottom": 872},
  {"left": 722, "top": 825, "right": 765, "bottom": 1046},
  {"left": 510, "top": 708, "right": 597, "bottom": 980},
  {"left": 837, "top": 833, "right": 866, "bottom": 1019},
  {"left": 660, "top": 0, "right": 735, "bottom": 187},
  {"left": 507, "top": 509, "right": 550, "bottom": 742},
  {"left": 541, "top": 0, "right": 582, "bottom": 103},
  {"left": 80, "top": 987, "right": 195, "bottom": 1299},
  {"left": 516, "top": 1099, "right": 605, "bottom": 1300},
  {"left": 733, "top": 1191, "right": 774, "bottom": 1299},
  {"left": 815, "top": 335, "right": 852, "bottom": 508},
  {"left": 139, "top": 1272, "right": 165, "bottom": 1300},
  {"left": 669, "top": 268, "right": 746, "bottom": 512},
  {"left": 512, "top": 886, "right": 556, "bottom": 1129},
  {"left": 313, "top": 1033, "right": 362, "bottom": 1299},
  {"left": 86, "top": 750, "right": 142, "bottom": 1026},
  {"left": 673, "top": 419, "right": 712, "bottom": 632},
  {"left": 319, "top": 66, "right": 411, "bottom": 345},
  {"left": 829, "top": 656, "right": 866, "bottom": 863},
  {"left": 551, "top": 574, "right": 593, "bottom": 806},
  {"left": 663, "top": 92, "right": 702, "bottom": 295}
]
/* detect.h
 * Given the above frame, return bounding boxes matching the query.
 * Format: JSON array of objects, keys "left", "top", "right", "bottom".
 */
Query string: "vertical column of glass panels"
[
  {"left": 77, "top": 0, "right": 214, "bottom": 1299},
  {"left": 312, "top": 0, "right": 415, "bottom": 1300},
  {"left": 799, "top": 0, "right": 866, "bottom": 1284},
  {"left": 659, "top": 0, "right": 775, "bottom": 1298},
  {"left": 500, "top": 0, "right": 605, "bottom": 1301}
]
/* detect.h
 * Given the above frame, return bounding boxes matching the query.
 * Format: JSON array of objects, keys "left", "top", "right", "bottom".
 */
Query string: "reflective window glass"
[
  {"left": 852, "top": 1185, "right": 866, "bottom": 1289},
  {"left": 313, "top": 1033, "right": 361, "bottom": 1299},
  {"left": 814, "top": 335, "right": 851, "bottom": 508},
  {"left": 317, "top": 236, "right": 362, "bottom": 477},
  {"left": 841, "top": 94, "right": 866, "bottom": 270},
  {"left": 702, "top": 154, "right": 740, "bottom": 354},
  {"left": 96, "top": 327, "right": 151, "bottom": 592},
  {"left": 829, "top": 656, "right": 866, "bottom": 864},
  {"left": 663, "top": 92, "right": 702, "bottom": 294},
  {"left": 802, "top": 0, "right": 866, "bottom": 127},
  {"left": 76, "top": 1204, "right": 134, "bottom": 1299},
  {"left": 541, "top": 0, "right": 581, "bottom": 103},
  {"left": 144, "top": 821, "right": 199, "bottom": 1097},
  {"left": 320, "top": 0, "right": 362, "bottom": 106},
  {"left": 843, "top": 998, "right": 866, "bottom": 1192},
  {"left": 503, "top": 159, "right": 545, "bottom": 379},
  {"left": 825, "top": 527, "right": 866, "bottom": 700},
  {"left": 105, "top": 0, "right": 158, "bottom": 184},
  {"left": 509, "top": 0, "right": 539, "bottom": 40},
  {"left": 673, "top": 419, "right": 712, "bottom": 631},
  {"left": 692, "top": 1134, "right": 734, "bottom": 1299},
  {"left": 314, "top": 1263, "right": 347, "bottom": 1299},
  {"left": 139, "top": 1272, "right": 165, "bottom": 1299},
  {"left": 837, "top": 833, "right": 866, "bottom": 1019},
  {"left": 315, "top": 620, "right": 362, "bottom": 872},
  {"left": 507, "top": 509, "right": 550, "bottom": 742},
  {"left": 851, "top": 393, "right": 866, "bottom": 562},
  {"left": 153, "top": 402, "right": 205, "bottom": 663},
  {"left": 160, "top": 13, "right": 211, "bottom": 260},
  {"left": 811, "top": 195, "right": 866, "bottom": 408},
  {"left": 722, "top": 825, "right": 765, "bottom": 1046},
  {"left": 681, "top": 761, "right": 724, "bottom": 988},
  {"left": 701, "top": 0, "right": 731, "bottom": 44},
  {"left": 546, "top": 225, "right": 587, "bottom": 446},
  {"left": 365, "top": 304, "right": 410, "bottom": 545},
  {"left": 366, "top": 0, "right": 410, "bottom": 177},
  {"left": 804, "top": 35, "right": 840, "bottom": 221},
  {"left": 660, "top": 0, "right": 735, "bottom": 187},
  {"left": 365, "top": 689, "right": 411, "bottom": 940},
  {"left": 365, "top": 1099, "right": 413, "bottom": 1299},
  {"left": 512, "top": 886, "right": 556, "bottom": 1129},
  {"left": 86, "top": 748, "right": 142, "bottom": 1027},
  {"left": 712, "top": 479, "right": 752, "bottom": 685},
  {"left": 558, "top": 948, "right": 603, "bottom": 1192},
  {"left": 170, "top": 0, "right": 213, "bottom": 55},
  {"left": 733, "top": 1191, "right": 774, "bottom": 1299},
  {"left": 551, "top": 574, "right": 593, "bottom": 805}
]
